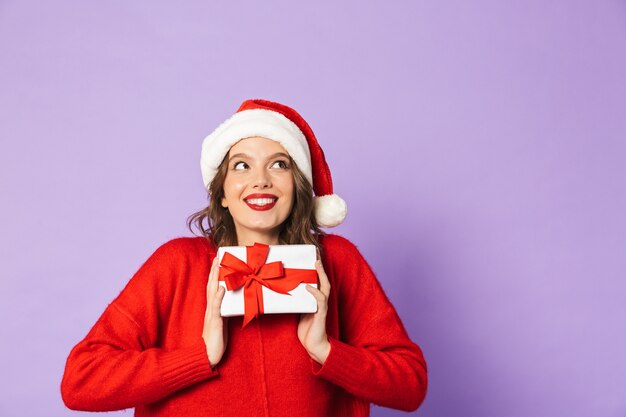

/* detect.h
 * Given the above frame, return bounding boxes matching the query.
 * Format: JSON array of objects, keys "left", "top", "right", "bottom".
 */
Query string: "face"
[{"left": 221, "top": 136, "right": 295, "bottom": 245}]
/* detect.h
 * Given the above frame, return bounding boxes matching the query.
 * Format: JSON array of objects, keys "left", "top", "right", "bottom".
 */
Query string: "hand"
[
  {"left": 297, "top": 259, "right": 331, "bottom": 365},
  {"left": 202, "top": 256, "right": 229, "bottom": 367}
]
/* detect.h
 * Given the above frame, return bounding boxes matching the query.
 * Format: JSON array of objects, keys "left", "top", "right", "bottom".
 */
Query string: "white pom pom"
[{"left": 314, "top": 194, "right": 347, "bottom": 228}]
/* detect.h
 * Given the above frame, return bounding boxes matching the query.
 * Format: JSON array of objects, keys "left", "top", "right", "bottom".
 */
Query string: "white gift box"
[{"left": 217, "top": 244, "right": 318, "bottom": 317}]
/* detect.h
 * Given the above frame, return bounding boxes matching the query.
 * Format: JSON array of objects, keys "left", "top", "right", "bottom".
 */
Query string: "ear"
[{"left": 221, "top": 196, "right": 228, "bottom": 208}]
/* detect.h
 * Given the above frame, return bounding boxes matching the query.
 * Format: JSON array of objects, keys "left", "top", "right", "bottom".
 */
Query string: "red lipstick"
[{"left": 244, "top": 193, "right": 278, "bottom": 211}]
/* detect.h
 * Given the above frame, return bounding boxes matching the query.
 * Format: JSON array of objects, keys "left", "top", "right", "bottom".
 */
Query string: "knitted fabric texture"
[{"left": 61, "top": 234, "right": 427, "bottom": 416}]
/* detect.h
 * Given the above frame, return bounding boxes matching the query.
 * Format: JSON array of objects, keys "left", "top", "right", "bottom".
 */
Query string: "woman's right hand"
[{"left": 202, "top": 256, "right": 228, "bottom": 367}]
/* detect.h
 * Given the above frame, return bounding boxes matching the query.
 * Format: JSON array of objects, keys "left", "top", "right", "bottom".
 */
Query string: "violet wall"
[{"left": 1, "top": 1, "right": 625, "bottom": 416}]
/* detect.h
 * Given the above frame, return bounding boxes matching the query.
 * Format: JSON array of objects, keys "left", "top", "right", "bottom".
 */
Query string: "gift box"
[{"left": 217, "top": 242, "right": 318, "bottom": 327}]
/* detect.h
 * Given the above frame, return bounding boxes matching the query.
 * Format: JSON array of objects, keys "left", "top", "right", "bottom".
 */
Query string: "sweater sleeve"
[
  {"left": 311, "top": 236, "right": 428, "bottom": 412},
  {"left": 61, "top": 239, "right": 218, "bottom": 411}
]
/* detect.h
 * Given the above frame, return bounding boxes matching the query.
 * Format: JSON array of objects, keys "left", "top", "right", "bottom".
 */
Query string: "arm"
[
  {"left": 61, "top": 239, "right": 218, "bottom": 411},
  {"left": 311, "top": 236, "right": 428, "bottom": 412}
]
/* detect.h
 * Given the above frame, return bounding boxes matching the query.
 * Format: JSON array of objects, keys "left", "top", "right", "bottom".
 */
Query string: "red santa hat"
[{"left": 200, "top": 99, "right": 347, "bottom": 228}]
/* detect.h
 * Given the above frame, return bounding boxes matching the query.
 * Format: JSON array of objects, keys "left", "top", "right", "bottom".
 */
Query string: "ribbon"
[{"left": 218, "top": 242, "right": 318, "bottom": 328}]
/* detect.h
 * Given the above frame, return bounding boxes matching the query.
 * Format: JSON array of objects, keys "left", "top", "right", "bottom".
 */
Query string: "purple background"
[{"left": 1, "top": 1, "right": 625, "bottom": 416}]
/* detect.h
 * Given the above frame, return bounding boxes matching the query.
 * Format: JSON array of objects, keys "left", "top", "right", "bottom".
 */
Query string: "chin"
[
  {"left": 247, "top": 216, "right": 288, "bottom": 230},
  {"left": 249, "top": 225, "right": 284, "bottom": 235}
]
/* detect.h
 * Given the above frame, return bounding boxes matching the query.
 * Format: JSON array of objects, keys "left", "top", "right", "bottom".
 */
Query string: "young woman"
[{"left": 61, "top": 99, "right": 428, "bottom": 417}]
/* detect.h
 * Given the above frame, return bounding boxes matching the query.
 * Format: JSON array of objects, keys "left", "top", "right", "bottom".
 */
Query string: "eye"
[
  {"left": 271, "top": 160, "right": 290, "bottom": 169},
  {"left": 233, "top": 161, "right": 249, "bottom": 170}
]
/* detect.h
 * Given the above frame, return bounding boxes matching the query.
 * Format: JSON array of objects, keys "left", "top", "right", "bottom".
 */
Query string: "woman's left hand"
[{"left": 297, "top": 259, "right": 331, "bottom": 365}]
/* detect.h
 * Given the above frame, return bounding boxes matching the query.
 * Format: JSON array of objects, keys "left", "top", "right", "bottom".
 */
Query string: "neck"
[{"left": 235, "top": 229, "right": 281, "bottom": 247}]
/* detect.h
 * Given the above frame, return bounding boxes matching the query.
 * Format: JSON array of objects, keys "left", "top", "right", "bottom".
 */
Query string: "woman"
[{"left": 61, "top": 99, "right": 428, "bottom": 416}]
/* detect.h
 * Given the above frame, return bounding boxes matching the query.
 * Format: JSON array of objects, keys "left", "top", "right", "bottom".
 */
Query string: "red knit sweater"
[{"left": 61, "top": 234, "right": 427, "bottom": 416}]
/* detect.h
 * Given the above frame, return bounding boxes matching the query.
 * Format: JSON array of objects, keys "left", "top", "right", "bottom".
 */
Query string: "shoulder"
[
  {"left": 118, "top": 237, "right": 215, "bottom": 295},
  {"left": 318, "top": 234, "right": 383, "bottom": 296},
  {"left": 319, "top": 234, "right": 371, "bottom": 273},
  {"left": 320, "top": 233, "right": 358, "bottom": 250},
  {"left": 152, "top": 236, "right": 216, "bottom": 259},
  {"left": 320, "top": 233, "right": 362, "bottom": 258},
  {"left": 136, "top": 236, "right": 216, "bottom": 272}
]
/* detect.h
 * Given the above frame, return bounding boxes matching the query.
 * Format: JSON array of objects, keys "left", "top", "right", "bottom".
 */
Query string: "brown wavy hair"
[{"left": 187, "top": 153, "right": 324, "bottom": 250}]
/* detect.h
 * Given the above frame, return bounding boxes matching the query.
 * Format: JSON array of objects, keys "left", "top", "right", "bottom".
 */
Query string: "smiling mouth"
[{"left": 244, "top": 197, "right": 278, "bottom": 211}]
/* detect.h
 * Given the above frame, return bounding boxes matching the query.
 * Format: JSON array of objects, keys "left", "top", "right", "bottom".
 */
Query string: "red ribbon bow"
[{"left": 218, "top": 243, "right": 318, "bottom": 328}]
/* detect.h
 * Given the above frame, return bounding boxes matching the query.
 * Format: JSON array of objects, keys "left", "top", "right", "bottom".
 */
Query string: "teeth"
[{"left": 246, "top": 198, "right": 276, "bottom": 206}]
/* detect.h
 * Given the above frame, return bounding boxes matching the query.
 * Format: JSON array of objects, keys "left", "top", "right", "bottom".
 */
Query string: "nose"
[{"left": 252, "top": 168, "right": 271, "bottom": 189}]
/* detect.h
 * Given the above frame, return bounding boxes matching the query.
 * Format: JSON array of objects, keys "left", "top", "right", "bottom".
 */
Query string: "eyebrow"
[{"left": 228, "top": 152, "right": 290, "bottom": 161}]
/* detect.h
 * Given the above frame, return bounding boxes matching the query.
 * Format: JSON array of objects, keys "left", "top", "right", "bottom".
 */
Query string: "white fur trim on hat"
[
  {"left": 201, "top": 109, "right": 312, "bottom": 189},
  {"left": 314, "top": 194, "right": 348, "bottom": 228}
]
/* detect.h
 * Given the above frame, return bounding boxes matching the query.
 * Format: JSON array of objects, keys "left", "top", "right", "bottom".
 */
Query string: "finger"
[
  {"left": 212, "top": 255, "right": 221, "bottom": 277},
  {"left": 211, "top": 286, "right": 226, "bottom": 321},
  {"left": 298, "top": 311, "right": 314, "bottom": 326},
  {"left": 206, "top": 257, "right": 220, "bottom": 320},
  {"left": 208, "top": 256, "right": 220, "bottom": 294},
  {"left": 208, "top": 256, "right": 217, "bottom": 286},
  {"left": 306, "top": 285, "right": 327, "bottom": 307},
  {"left": 315, "top": 260, "right": 331, "bottom": 296},
  {"left": 223, "top": 316, "right": 229, "bottom": 343}
]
